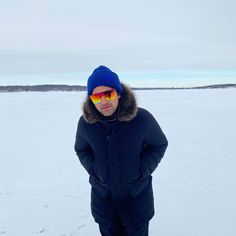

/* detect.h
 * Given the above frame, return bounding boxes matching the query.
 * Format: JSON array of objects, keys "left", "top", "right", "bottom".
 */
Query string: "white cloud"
[{"left": 0, "top": 0, "right": 236, "bottom": 72}]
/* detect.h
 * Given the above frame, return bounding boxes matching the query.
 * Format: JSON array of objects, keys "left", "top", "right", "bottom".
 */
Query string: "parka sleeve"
[
  {"left": 140, "top": 112, "right": 168, "bottom": 174},
  {"left": 74, "top": 116, "right": 95, "bottom": 176}
]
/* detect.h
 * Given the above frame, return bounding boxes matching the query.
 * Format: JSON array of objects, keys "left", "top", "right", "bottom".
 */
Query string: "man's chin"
[
  {"left": 100, "top": 109, "right": 114, "bottom": 116},
  {"left": 101, "top": 111, "right": 113, "bottom": 116}
]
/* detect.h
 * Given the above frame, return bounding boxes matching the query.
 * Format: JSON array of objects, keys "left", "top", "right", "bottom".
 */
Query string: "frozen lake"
[{"left": 0, "top": 88, "right": 235, "bottom": 235}]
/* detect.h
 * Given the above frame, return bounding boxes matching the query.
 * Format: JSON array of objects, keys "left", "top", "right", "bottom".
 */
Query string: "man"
[{"left": 74, "top": 65, "right": 168, "bottom": 236}]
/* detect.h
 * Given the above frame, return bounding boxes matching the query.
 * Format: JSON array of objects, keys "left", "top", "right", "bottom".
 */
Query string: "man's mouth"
[{"left": 102, "top": 106, "right": 110, "bottom": 110}]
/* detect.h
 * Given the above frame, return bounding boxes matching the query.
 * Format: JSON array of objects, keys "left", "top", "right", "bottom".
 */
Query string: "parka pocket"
[
  {"left": 139, "top": 162, "right": 151, "bottom": 178},
  {"left": 89, "top": 175, "right": 109, "bottom": 198},
  {"left": 128, "top": 175, "right": 152, "bottom": 198}
]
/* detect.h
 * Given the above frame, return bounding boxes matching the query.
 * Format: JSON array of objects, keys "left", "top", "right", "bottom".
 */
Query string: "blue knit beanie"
[{"left": 87, "top": 65, "right": 123, "bottom": 95}]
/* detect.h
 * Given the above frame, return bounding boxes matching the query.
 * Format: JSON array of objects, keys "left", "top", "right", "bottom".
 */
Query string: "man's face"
[{"left": 91, "top": 86, "right": 121, "bottom": 117}]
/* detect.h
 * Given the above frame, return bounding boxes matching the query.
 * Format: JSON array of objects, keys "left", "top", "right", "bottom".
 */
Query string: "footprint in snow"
[
  {"left": 77, "top": 224, "right": 86, "bottom": 230},
  {"left": 37, "top": 227, "right": 49, "bottom": 234}
]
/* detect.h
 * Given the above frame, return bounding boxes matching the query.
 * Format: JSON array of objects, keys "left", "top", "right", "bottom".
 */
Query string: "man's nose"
[{"left": 100, "top": 96, "right": 108, "bottom": 104}]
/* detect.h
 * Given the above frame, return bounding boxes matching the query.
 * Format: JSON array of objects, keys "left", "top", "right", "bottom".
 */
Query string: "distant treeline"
[
  {"left": 0, "top": 84, "right": 236, "bottom": 92},
  {"left": 0, "top": 85, "right": 86, "bottom": 92}
]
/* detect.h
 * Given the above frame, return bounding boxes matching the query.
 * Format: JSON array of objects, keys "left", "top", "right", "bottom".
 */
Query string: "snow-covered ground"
[{"left": 0, "top": 89, "right": 235, "bottom": 236}]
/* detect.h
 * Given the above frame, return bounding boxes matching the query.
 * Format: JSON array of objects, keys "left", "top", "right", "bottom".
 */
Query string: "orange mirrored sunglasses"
[{"left": 90, "top": 89, "right": 116, "bottom": 104}]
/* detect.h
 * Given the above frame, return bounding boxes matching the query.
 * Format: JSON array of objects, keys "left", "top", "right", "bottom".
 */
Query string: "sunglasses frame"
[{"left": 90, "top": 89, "right": 116, "bottom": 104}]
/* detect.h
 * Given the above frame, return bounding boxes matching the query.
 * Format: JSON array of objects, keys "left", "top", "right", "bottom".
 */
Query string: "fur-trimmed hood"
[{"left": 82, "top": 83, "right": 138, "bottom": 124}]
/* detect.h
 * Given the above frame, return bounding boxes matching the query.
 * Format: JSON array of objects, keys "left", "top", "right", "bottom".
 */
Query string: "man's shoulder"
[
  {"left": 78, "top": 115, "right": 90, "bottom": 127},
  {"left": 78, "top": 115, "right": 85, "bottom": 122},
  {"left": 133, "top": 108, "right": 157, "bottom": 126},
  {"left": 76, "top": 115, "right": 94, "bottom": 136},
  {"left": 132, "top": 107, "right": 158, "bottom": 129},
  {"left": 137, "top": 107, "right": 154, "bottom": 119}
]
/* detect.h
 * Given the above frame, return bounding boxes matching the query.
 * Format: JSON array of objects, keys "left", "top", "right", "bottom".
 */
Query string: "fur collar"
[{"left": 82, "top": 83, "right": 138, "bottom": 124}]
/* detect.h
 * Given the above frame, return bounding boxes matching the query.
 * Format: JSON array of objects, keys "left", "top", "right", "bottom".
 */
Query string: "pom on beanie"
[{"left": 87, "top": 65, "right": 123, "bottom": 95}]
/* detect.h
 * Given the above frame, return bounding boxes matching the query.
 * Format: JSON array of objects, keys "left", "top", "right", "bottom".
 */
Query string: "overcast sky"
[{"left": 1, "top": 0, "right": 236, "bottom": 73}]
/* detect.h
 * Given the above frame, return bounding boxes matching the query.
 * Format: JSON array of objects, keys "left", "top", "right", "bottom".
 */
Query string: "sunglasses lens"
[
  {"left": 90, "top": 94, "right": 101, "bottom": 104},
  {"left": 90, "top": 89, "right": 115, "bottom": 104},
  {"left": 104, "top": 90, "right": 115, "bottom": 100}
]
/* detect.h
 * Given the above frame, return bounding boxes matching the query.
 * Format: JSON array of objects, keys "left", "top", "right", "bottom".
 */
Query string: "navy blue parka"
[{"left": 74, "top": 83, "right": 168, "bottom": 227}]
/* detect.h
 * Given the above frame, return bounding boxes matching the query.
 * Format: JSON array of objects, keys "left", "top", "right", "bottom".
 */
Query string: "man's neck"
[{"left": 101, "top": 105, "right": 119, "bottom": 121}]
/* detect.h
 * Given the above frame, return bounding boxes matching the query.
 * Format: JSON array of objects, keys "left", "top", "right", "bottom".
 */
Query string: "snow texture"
[{"left": 0, "top": 89, "right": 235, "bottom": 235}]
